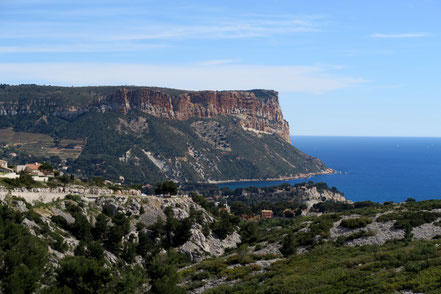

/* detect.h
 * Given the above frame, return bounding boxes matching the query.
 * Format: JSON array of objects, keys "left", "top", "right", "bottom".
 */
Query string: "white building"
[
  {"left": 0, "top": 160, "right": 7, "bottom": 168},
  {"left": 13, "top": 165, "right": 27, "bottom": 173},
  {"left": 0, "top": 160, "right": 14, "bottom": 173}
]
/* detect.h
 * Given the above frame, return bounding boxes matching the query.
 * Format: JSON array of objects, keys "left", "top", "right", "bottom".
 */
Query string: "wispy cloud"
[
  {"left": 370, "top": 33, "right": 428, "bottom": 38},
  {"left": 109, "top": 22, "right": 320, "bottom": 42},
  {"left": 0, "top": 0, "right": 324, "bottom": 58},
  {"left": 0, "top": 63, "right": 365, "bottom": 94},
  {"left": 198, "top": 59, "right": 241, "bottom": 66},
  {"left": 0, "top": 17, "right": 321, "bottom": 41},
  {"left": 0, "top": 43, "right": 168, "bottom": 54},
  {"left": 0, "top": 14, "right": 323, "bottom": 58},
  {"left": 0, "top": 0, "right": 324, "bottom": 39}
]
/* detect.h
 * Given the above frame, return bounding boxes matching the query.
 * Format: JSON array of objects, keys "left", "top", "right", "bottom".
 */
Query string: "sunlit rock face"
[{"left": 104, "top": 88, "right": 291, "bottom": 143}]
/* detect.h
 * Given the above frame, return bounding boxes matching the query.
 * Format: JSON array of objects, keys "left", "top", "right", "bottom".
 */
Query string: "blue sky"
[{"left": 0, "top": 0, "right": 440, "bottom": 136}]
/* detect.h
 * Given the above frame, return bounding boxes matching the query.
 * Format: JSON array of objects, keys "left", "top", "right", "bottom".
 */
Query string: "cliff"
[
  {"left": 103, "top": 88, "right": 291, "bottom": 142},
  {"left": 0, "top": 86, "right": 291, "bottom": 143}
]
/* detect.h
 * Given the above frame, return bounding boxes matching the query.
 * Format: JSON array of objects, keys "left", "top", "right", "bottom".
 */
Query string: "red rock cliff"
[{"left": 103, "top": 88, "right": 291, "bottom": 143}]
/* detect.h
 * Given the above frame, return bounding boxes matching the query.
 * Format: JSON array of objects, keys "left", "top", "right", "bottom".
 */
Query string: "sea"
[{"left": 219, "top": 136, "right": 441, "bottom": 203}]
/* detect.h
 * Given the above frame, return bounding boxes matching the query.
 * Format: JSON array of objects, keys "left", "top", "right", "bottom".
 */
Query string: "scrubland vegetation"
[{"left": 2, "top": 182, "right": 441, "bottom": 293}]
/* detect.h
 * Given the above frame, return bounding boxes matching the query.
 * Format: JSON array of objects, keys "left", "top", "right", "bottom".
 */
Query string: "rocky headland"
[{"left": 0, "top": 85, "right": 329, "bottom": 183}]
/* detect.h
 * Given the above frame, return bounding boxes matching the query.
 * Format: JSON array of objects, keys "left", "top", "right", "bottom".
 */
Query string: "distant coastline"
[{"left": 208, "top": 168, "right": 335, "bottom": 184}]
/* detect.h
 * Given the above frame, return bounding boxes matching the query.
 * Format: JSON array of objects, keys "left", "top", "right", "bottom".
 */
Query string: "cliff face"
[
  {"left": 102, "top": 88, "right": 291, "bottom": 143},
  {"left": 0, "top": 87, "right": 291, "bottom": 143},
  {"left": 0, "top": 98, "right": 91, "bottom": 119}
]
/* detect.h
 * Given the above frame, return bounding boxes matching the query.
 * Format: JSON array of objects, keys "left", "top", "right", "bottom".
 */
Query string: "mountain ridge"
[
  {"left": 0, "top": 84, "right": 328, "bottom": 184},
  {"left": 0, "top": 85, "right": 290, "bottom": 142}
]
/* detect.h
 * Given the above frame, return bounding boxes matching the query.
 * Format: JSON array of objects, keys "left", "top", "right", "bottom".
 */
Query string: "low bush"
[
  {"left": 196, "top": 259, "right": 228, "bottom": 275},
  {"left": 220, "top": 264, "right": 262, "bottom": 281},
  {"left": 192, "top": 271, "right": 210, "bottom": 281},
  {"left": 340, "top": 217, "right": 372, "bottom": 229},
  {"left": 65, "top": 194, "right": 82, "bottom": 202},
  {"left": 226, "top": 253, "right": 255, "bottom": 265}
]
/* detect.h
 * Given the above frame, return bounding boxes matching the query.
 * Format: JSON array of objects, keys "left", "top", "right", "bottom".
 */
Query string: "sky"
[{"left": 0, "top": 0, "right": 440, "bottom": 137}]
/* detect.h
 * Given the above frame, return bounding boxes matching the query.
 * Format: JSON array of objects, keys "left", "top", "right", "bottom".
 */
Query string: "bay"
[{"left": 219, "top": 136, "right": 441, "bottom": 203}]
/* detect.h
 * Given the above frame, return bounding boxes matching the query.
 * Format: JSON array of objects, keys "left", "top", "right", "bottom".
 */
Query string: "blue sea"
[{"left": 220, "top": 136, "right": 441, "bottom": 203}]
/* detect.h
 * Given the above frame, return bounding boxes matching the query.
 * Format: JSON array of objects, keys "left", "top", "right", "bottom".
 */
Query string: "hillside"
[
  {"left": 181, "top": 199, "right": 441, "bottom": 293},
  {"left": 0, "top": 84, "right": 330, "bottom": 184},
  {"left": 2, "top": 181, "right": 441, "bottom": 293},
  {"left": 0, "top": 192, "right": 235, "bottom": 293},
  {"left": 0, "top": 179, "right": 349, "bottom": 293}
]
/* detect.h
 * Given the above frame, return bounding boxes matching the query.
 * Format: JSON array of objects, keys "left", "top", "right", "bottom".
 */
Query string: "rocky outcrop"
[
  {"left": 101, "top": 88, "right": 291, "bottom": 143},
  {"left": 179, "top": 225, "right": 241, "bottom": 262},
  {"left": 3, "top": 192, "right": 242, "bottom": 267},
  {"left": 92, "top": 195, "right": 239, "bottom": 261},
  {"left": 294, "top": 186, "right": 350, "bottom": 209},
  {"left": 411, "top": 220, "right": 441, "bottom": 240},
  {"left": 330, "top": 216, "right": 406, "bottom": 246},
  {"left": 328, "top": 213, "right": 441, "bottom": 247}
]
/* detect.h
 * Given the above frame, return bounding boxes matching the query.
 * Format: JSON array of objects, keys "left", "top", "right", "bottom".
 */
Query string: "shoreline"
[{"left": 207, "top": 168, "right": 336, "bottom": 185}]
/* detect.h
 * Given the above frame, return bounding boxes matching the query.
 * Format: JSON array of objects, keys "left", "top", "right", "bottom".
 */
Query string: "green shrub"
[
  {"left": 376, "top": 212, "right": 400, "bottom": 222},
  {"left": 192, "top": 271, "right": 210, "bottom": 281},
  {"left": 211, "top": 213, "right": 236, "bottom": 239},
  {"left": 226, "top": 251, "right": 255, "bottom": 265},
  {"left": 65, "top": 194, "right": 82, "bottom": 202},
  {"left": 50, "top": 232, "right": 69, "bottom": 253},
  {"left": 147, "top": 251, "right": 185, "bottom": 294},
  {"left": 185, "top": 280, "right": 205, "bottom": 291},
  {"left": 54, "top": 256, "right": 111, "bottom": 293},
  {"left": 0, "top": 205, "right": 48, "bottom": 293},
  {"left": 405, "top": 261, "right": 429, "bottom": 273},
  {"left": 280, "top": 232, "right": 296, "bottom": 256},
  {"left": 240, "top": 221, "right": 259, "bottom": 244},
  {"left": 340, "top": 217, "right": 372, "bottom": 229},
  {"left": 197, "top": 259, "right": 228, "bottom": 274},
  {"left": 220, "top": 264, "right": 262, "bottom": 281},
  {"left": 405, "top": 199, "right": 441, "bottom": 210},
  {"left": 155, "top": 181, "right": 177, "bottom": 195}
]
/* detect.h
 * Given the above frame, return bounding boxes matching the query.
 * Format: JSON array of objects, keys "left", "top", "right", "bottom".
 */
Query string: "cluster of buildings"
[
  {"left": 0, "top": 160, "right": 54, "bottom": 182},
  {"left": 238, "top": 210, "right": 274, "bottom": 221},
  {"left": 212, "top": 199, "right": 275, "bottom": 219}
]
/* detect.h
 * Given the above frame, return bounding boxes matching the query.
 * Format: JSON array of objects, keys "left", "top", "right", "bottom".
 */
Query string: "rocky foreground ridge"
[
  {"left": 178, "top": 200, "right": 441, "bottom": 293},
  {"left": 0, "top": 181, "right": 353, "bottom": 293},
  {"left": 4, "top": 179, "right": 441, "bottom": 293},
  {"left": 0, "top": 191, "right": 242, "bottom": 266}
]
